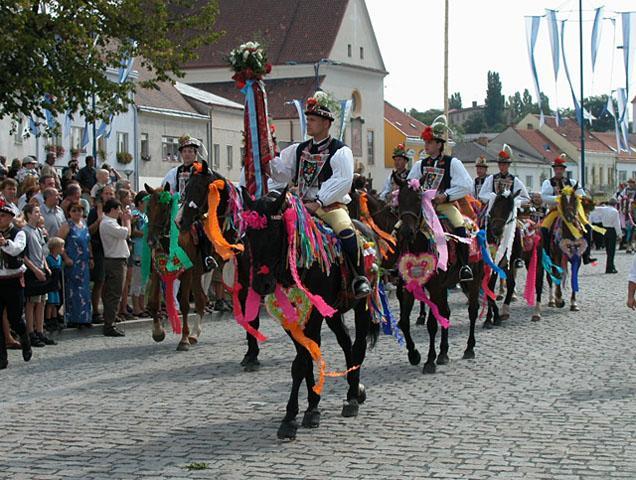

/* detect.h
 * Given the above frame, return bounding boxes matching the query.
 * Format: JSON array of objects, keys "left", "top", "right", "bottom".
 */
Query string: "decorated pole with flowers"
[{"left": 228, "top": 42, "right": 275, "bottom": 199}]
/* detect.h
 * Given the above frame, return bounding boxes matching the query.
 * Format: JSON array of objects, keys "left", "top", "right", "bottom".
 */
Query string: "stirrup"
[
  {"left": 352, "top": 276, "right": 371, "bottom": 299},
  {"left": 459, "top": 266, "right": 473, "bottom": 282}
]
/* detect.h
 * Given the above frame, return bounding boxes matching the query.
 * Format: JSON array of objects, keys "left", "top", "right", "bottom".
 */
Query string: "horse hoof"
[
  {"left": 277, "top": 419, "right": 298, "bottom": 440},
  {"left": 243, "top": 358, "right": 261, "bottom": 372},
  {"left": 188, "top": 336, "right": 199, "bottom": 345},
  {"left": 416, "top": 315, "right": 426, "bottom": 326},
  {"left": 462, "top": 350, "right": 475, "bottom": 360},
  {"left": 496, "top": 294, "right": 504, "bottom": 301},
  {"left": 301, "top": 409, "right": 321, "bottom": 428},
  {"left": 152, "top": 331, "right": 165, "bottom": 342},
  {"left": 422, "top": 362, "right": 436, "bottom": 374},
  {"left": 342, "top": 399, "right": 359, "bottom": 418},
  {"left": 531, "top": 315, "right": 541, "bottom": 322},
  {"left": 548, "top": 301, "right": 556, "bottom": 307},
  {"left": 436, "top": 353, "right": 449, "bottom": 365},
  {"left": 482, "top": 321, "right": 493, "bottom": 330},
  {"left": 570, "top": 305, "right": 580, "bottom": 312},
  {"left": 556, "top": 300, "right": 565, "bottom": 308},
  {"left": 499, "top": 314, "right": 510, "bottom": 321},
  {"left": 357, "top": 383, "right": 367, "bottom": 404},
  {"left": 408, "top": 349, "right": 421, "bottom": 366},
  {"left": 493, "top": 318, "right": 502, "bottom": 326},
  {"left": 176, "top": 341, "right": 190, "bottom": 352}
]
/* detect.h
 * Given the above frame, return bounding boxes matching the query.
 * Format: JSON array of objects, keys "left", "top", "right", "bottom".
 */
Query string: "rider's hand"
[
  {"left": 433, "top": 193, "right": 447, "bottom": 205},
  {"left": 304, "top": 202, "right": 320, "bottom": 214}
]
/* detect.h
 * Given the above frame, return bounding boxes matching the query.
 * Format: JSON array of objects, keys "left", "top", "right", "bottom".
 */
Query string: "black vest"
[
  {"left": 0, "top": 226, "right": 25, "bottom": 270},
  {"left": 294, "top": 138, "right": 345, "bottom": 187},
  {"left": 474, "top": 176, "right": 486, "bottom": 196},
  {"left": 549, "top": 176, "right": 573, "bottom": 194},
  {"left": 421, "top": 155, "right": 452, "bottom": 192},
  {"left": 492, "top": 172, "right": 515, "bottom": 194}
]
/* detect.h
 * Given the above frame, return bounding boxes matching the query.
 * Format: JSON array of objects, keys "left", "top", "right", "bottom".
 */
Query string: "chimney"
[{"left": 472, "top": 101, "right": 477, "bottom": 108}]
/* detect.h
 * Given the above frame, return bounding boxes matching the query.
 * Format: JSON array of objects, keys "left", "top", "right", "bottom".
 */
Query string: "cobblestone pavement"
[{"left": 1, "top": 250, "right": 635, "bottom": 480}]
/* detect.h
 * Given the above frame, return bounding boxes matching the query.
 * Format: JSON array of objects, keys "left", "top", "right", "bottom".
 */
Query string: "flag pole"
[{"left": 579, "top": 0, "right": 586, "bottom": 188}]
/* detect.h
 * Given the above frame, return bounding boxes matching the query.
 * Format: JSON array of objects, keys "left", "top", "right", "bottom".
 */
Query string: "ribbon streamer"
[
  {"left": 162, "top": 272, "right": 181, "bottom": 334},
  {"left": 570, "top": 254, "right": 580, "bottom": 293},
  {"left": 421, "top": 189, "right": 448, "bottom": 271},
  {"left": 231, "top": 260, "right": 267, "bottom": 342},
  {"left": 477, "top": 230, "right": 506, "bottom": 280},
  {"left": 204, "top": 180, "right": 245, "bottom": 260},
  {"left": 242, "top": 80, "right": 263, "bottom": 198},
  {"left": 481, "top": 264, "right": 496, "bottom": 301},
  {"left": 359, "top": 192, "right": 396, "bottom": 259},
  {"left": 523, "top": 234, "right": 539, "bottom": 306},
  {"left": 542, "top": 249, "right": 562, "bottom": 286},
  {"left": 378, "top": 282, "right": 404, "bottom": 347},
  {"left": 405, "top": 281, "right": 449, "bottom": 329},
  {"left": 167, "top": 193, "right": 192, "bottom": 272}
]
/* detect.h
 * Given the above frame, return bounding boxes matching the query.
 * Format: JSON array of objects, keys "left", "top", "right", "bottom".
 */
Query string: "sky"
[{"left": 366, "top": 0, "right": 636, "bottom": 116}]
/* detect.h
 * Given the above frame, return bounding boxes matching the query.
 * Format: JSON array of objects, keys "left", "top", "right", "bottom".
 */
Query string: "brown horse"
[{"left": 144, "top": 183, "right": 207, "bottom": 351}]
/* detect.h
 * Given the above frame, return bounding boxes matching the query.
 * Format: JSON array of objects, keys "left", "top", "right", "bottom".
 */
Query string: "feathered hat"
[
  {"left": 420, "top": 114, "right": 453, "bottom": 143},
  {"left": 305, "top": 91, "right": 335, "bottom": 121},
  {"left": 497, "top": 144, "right": 513, "bottom": 164},
  {"left": 475, "top": 155, "right": 489, "bottom": 168},
  {"left": 552, "top": 153, "right": 568, "bottom": 168},
  {"left": 392, "top": 143, "right": 408, "bottom": 160},
  {"left": 0, "top": 199, "right": 15, "bottom": 217},
  {"left": 178, "top": 134, "right": 202, "bottom": 151}
]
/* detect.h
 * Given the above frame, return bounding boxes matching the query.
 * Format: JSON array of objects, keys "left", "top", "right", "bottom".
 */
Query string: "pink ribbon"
[
  {"left": 274, "top": 284, "right": 300, "bottom": 327},
  {"left": 523, "top": 233, "right": 539, "bottom": 306},
  {"left": 231, "top": 260, "right": 267, "bottom": 342},
  {"left": 421, "top": 189, "right": 448, "bottom": 271},
  {"left": 481, "top": 264, "right": 496, "bottom": 301},
  {"left": 405, "top": 280, "right": 450, "bottom": 329},
  {"left": 162, "top": 273, "right": 181, "bottom": 334},
  {"left": 241, "top": 210, "right": 268, "bottom": 230},
  {"left": 282, "top": 206, "right": 337, "bottom": 318}
]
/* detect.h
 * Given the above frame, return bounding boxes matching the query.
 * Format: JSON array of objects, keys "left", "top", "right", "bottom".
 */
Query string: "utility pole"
[
  {"left": 579, "top": 0, "right": 586, "bottom": 188},
  {"left": 444, "top": 0, "right": 449, "bottom": 134}
]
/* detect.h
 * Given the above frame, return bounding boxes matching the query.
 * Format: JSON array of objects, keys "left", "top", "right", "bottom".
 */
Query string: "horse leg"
[
  {"left": 416, "top": 301, "right": 427, "bottom": 326},
  {"left": 484, "top": 272, "right": 500, "bottom": 328},
  {"left": 500, "top": 266, "right": 515, "bottom": 321},
  {"left": 422, "top": 289, "right": 439, "bottom": 374},
  {"left": 277, "top": 338, "right": 308, "bottom": 441},
  {"left": 570, "top": 291, "right": 579, "bottom": 312},
  {"left": 341, "top": 302, "right": 373, "bottom": 417},
  {"left": 555, "top": 257, "right": 566, "bottom": 308},
  {"left": 237, "top": 255, "right": 260, "bottom": 370},
  {"left": 436, "top": 291, "right": 450, "bottom": 365},
  {"left": 326, "top": 313, "right": 365, "bottom": 407},
  {"left": 176, "top": 272, "right": 191, "bottom": 351},
  {"left": 148, "top": 272, "right": 165, "bottom": 342},
  {"left": 397, "top": 281, "right": 420, "bottom": 366},
  {"left": 300, "top": 314, "right": 323, "bottom": 428},
  {"left": 188, "top": 265, "right": 207, "bottom": 344}
]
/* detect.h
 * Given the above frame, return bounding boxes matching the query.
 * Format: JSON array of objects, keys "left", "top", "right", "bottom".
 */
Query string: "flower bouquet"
[{"left": 228, "top": 41, "right": 272, "bottom": 89}]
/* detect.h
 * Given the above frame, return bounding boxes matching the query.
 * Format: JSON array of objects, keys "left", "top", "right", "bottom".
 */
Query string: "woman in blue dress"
[{"left": 58, "top": 201, "right": 93, "bottom": 327}]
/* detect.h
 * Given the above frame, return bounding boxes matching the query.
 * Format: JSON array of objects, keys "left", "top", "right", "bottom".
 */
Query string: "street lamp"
[{"left": 314, "top": 58, "right": 340, "bottom": 92}]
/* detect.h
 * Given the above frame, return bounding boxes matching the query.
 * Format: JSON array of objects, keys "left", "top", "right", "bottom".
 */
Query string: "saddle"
[{"left": 418, "top": 216, "right": 480, "bottom": 264}]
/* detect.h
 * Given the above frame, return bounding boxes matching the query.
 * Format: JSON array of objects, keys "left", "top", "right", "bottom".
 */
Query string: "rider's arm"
[
  {"left": 575, "top": 183, "right": 586, "bottom": 198},
  {"left": 406, "top": 160, "right": 422, "bottom": 181},
  {"left": 514, "top": 177, "right": 531, "bottom": 206},
  {"left": 316, "top": 146, "right": 354, "bottom": 207},
  {"left": 478, "top": 175, "right": 495, "bottom": 204},
  {"left": 269, "top": 144, "right": 297, "bottom": 186},
  {"left": 541, "top": 179, "right": 557, "bottom": 205},
  {"left": 445, "top": 157, "right": 472, "bottom": 201}
]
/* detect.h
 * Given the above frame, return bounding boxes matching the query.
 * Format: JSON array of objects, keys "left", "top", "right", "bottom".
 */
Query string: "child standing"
[
  {"left": 89, "top": 169, "right": 111, "bottom": 199},
  {"left": 45, "top": 237, "right": 65, "bottom": 330},
  {"left": 130, "top": 192, "right": 148, "bottom": 316}
]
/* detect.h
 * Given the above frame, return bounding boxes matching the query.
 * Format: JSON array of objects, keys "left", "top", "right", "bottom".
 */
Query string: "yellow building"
[{"left": 384, "top": 101, "right": 425, "bottom": 169}]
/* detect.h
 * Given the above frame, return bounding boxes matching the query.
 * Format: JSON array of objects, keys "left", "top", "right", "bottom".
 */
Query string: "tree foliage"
[
  {"left": 449, "top": 92, "right": 462, "bottom": 110},
  {"left": 582, "top": 95, "right": 618, "bottom": 132},
  {"left": 463, "top": 111, "right": 486, "bottom": 134},
  {"left": 506, "top": 89, "right": 551, "bottom": 124},
  {"left": 409, "top": 108, "right": 443, "bottom": 126},
  {"left": 484, "top": 71, "right": 504, "bottom": 128},
  {"left": 0, "top": 0, "right": 221, "bottom": 129}
]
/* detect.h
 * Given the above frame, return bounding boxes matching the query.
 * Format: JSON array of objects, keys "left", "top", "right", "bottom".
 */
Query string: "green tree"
[
  {"left": 464, "top": 111, "right": 486, "bottom": 134},
  {"left": 0, "top": 1, "right": 221, "bottom": 129},
  {"left": 484, "top": 71, "right": 504, "bottom": 128},
  {"left": 449, "top": 92, "right": 462, "bottom": 110},
  {"left": 409, "top": 108, "right": 443, "bottom": 125},
  {"left": 506, "top": 91, "right": 524, "bottom": 123},
  {"left": 583, "top": 95, "right": 618, "bottom": 132}
]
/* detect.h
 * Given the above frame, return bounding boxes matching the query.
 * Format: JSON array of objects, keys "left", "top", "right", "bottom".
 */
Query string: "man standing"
[
  {"left": 596, "top": 198, "right": 622, "bottom": 274},
  {"left": 162, "top": 135, "right": 204, "bottom": 195},
  {"left": 407, "top": 115, "right": 475, "bottom": 281},
  {"left": 41, "top": 188, "right": 65, "bottom": 238},
  {"left": 478, "top": 145, "right": 530, "bottom": 205},
  {"left": 379, "top": 144, "right": 409, "bottom": 201},
  {"left": 270, "top": 91, "right": 370, "bottom": 298},
  {"left": 76, "top": 156, "right": 97, "bottom": 196},
  {"left": 473, "top": 156, "right": 489, "bottom": 198},
  {"left": 40, "top": 152, "right": 61, "bottom": 189},
  {"left": 99, "top": 198, "right": 131, "bottom": 337}
]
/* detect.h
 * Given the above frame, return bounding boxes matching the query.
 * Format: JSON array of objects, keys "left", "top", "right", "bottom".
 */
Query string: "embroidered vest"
[
  {"left": 492, "top": 172, "right": 515, "bottom": 194},
  {"left": 294, "top": 138, "right": 345, "bottom": 191},
  {"left": 474, "top": 176, "right": 486, "bottom": 196},
  {"left": 0, "top": 226, "right": 24, "bottom": 271},
  {"left": 420, "top": 155, "right": 452, "bottom": 192},
  {"left": 549, "top": 176, "right": 572, "bottom": 195}
]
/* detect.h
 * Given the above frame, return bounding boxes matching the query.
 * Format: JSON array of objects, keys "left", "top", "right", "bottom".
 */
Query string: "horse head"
[
  {"left": 241, "top": 187, "right": 288, "bottom": 296},
  {"left": 487, "top": 190, "right": 520, "bottom": 241},
  {"left": 395, "top": 175, "right": 422, "bottom": 246},
  {"left": 144, "top": 183, "right": 173, "bottom": 249},
  {"left": 179, "top": 160, "right": 223, "bottom": 232},
  {"left": 559, "top": 186, "right": 579, "bottom": 224}
]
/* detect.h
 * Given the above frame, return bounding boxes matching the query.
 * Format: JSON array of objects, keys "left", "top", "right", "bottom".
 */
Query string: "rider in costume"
[
  {"left": 407, "top": 115, "right": 474, "bottom": 282},
  {"left": 478, "top": 144, "right": 530, "bottom": 205},
  {"left": 473, "top": 156, "right": 489, "bottom": 198},
  {"left": 269, "top": 91, "right": 371, "bottom": 299},
  {"left": 162, "top": 135, "right": 207, "bottom": 195},
  {"left": 379, "top": 144, "right": 410, "bottom": 201}
]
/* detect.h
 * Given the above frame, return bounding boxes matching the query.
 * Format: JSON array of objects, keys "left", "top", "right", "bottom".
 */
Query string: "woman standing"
[{"left": 58, "top": 202, "right": 93, "bottom": 327}]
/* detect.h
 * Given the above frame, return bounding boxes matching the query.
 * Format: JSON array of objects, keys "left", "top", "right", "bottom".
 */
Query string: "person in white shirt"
[
  {"left": 473, "top": 156, "right": 489, "bottom": 198},
  {"left": 162, "top": 135, "right": 206, "bottom": 196},
  {"left": 269, "top": 91, "right": 370, "bottom": 298},
  {"left": 595, "top": 198, "right": 622, "bottom": 274},
  {"left": 379, "top": 144, "right": 409, "bottom": 201},
  {"left": 406, "top": 115, "right": 474, "bottom": 281},
  {"left": 99, "top": 198, "right": 131, "bottom": 337},
  {"left": 478, "top": 145, "right": 530, "bottom": 206}
]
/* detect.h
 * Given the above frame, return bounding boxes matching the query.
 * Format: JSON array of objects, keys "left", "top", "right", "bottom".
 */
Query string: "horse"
[
  {"left": 482, "top": 190, "right": 524, "bottom": 327},
  {"left": 144, "top": 183, "right": 208, "bottom": 351},
  {"left": 393, "top": 177, "right": 483, "bottom": 373},
  {"left": 240, "top": 188, "right": 378, "bottom": 440}
]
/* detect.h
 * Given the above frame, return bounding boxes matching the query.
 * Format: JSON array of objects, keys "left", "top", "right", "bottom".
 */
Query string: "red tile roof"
[
  {"left": 542, "top": 116, "right": 611, "bottom": 153},
  {"left": 384, "top": 101, "right": 425, "bottom": 137},
  {"left": 514, "top": 128, "right": 563, "bottom": 163},
  {"left": 592, "top": 131, "right": 636, "bottom": 159},
  {"left": 135, "top": 62, "right": 199, "bottom": 114},
  {"left": 187, "top": 0, "right": 349, "bottom": 69},
  {"left": 193, "top": 76, "right": 322, "bottom": 119}
]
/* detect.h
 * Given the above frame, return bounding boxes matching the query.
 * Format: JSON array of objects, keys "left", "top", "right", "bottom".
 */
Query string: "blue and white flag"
[
  {"left": 525, "top": 16, "right": 544, "bottom": 126},
  {"left": 545, "top": 10, "right": 560, "bottom": 125},
  {"left": 591, "top": 7, "right": 604, "bottom": 73},
  {"left": 606, "top": 94, "right": 623, "bottom": 153},
  {"left": 81, "top": 121, "right": 90, "bottom": 148},
  {"left": 63, "top": 111, "right": 72, "bottom": 138},
  {"left": 338, "top": 99, "right": 353, "bottom": 142},
  {"left": 290, "top": 99, "right": 306, "bottom": 140},
  {"left": 621, "top": 13, "right": 635, "bottom": 107},
  {"left": 28, "top": 117, "right": 39, "bottom": 136},
  {"left": 561, "top": 20, "right": 590, "bottom": 126},
  {"left": 616, "top": 87, "right": 630, "bottom": 152}
]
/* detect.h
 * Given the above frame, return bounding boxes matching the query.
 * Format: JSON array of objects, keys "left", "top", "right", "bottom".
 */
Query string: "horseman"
[
  {"left": 379, "top": 144, "right": 410, "bottom": 201},
  {"left": 162, "top": 135, "right": 207, "bottom": 195},
  {"left": 478, "top": 145, "right": 530, "bottom": 205},
  {"left": 473, "top": 156, "right": 489, "bottom": 198},
  {"left": 407, "top": 115, "right": 474, "bottom": 282},
  {"left": 269, "top": 91, "right": 371, "bottom": 299}
]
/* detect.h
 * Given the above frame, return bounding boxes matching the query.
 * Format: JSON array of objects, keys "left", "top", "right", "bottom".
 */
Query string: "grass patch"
[{"left": 184, "top": 462, "right": 209, "bottom": 471}]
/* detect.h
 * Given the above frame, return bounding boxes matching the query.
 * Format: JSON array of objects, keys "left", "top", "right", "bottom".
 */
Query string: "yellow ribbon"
[{"left": 556, "top": 187, "right": 606, "bottom": 239}]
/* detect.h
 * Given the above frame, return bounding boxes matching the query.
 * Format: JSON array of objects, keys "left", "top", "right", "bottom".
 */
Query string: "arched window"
[{"left": 351, "top": 90, "right": 362, "bottom": 117}]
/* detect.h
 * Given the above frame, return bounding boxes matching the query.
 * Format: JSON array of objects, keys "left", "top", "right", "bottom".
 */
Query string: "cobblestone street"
[{"left": 1, "top": 251, "right": 635, "bottom": 479}]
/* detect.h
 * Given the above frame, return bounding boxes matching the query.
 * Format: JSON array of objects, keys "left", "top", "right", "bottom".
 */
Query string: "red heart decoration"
[{"left": 398, "top": 253, "right": 437, "bottom": 285}]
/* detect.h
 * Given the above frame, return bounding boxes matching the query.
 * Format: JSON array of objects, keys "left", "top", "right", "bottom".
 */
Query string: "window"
[
  {"left": 116, "top": 132, "right": 129, "bottom": 154},
  {"left": 360, "top": 46, "right": 364, "bottom": 60},
  {"left": 347, "top": 44, "right": 352, "bottom": 57},
  {"left": 213, "top": 144, "right": 220, "bottom": 169},
  {"left": 226, "top": 145, "right": 233, "bottom": 170},
  {"left": 367, "top": 130, "right": 374, "bottom": 166},
  {"left": 161, "top": 136, "right": 180, "bottom": 162},
  {"left": 140, "top": 133, "right": 149, "bottom": 158},
  {"left": 525, "top": 175, "right": 533, "bottom": 189},
  {"left": 71, "top": 126, "right": 84, "bottom": 150},
  {"left": 566, "top": 170, "right": 573, "bottom": 180}
]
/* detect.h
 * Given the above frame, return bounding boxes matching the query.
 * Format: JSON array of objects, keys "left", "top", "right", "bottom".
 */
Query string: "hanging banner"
[
  {"left": 525, "top": 16, "right": 544, "bottom": 126},
  {"left": 290, "top": 99, "right": 307, "bottom": 140},
  {"left": 616, "top": 87, "right": 630, "bottom": 151},
  {"left": 81, "top": 121, "right": 90, "bottom": 149},
  {"left": 606, "top": 94, "right": 623, "bottom": 153},
  {"left": 591, "top": 7, "right": 605, "bottom": 72},
  {"left": 545, "top": 10, "right": 561, "bottom": 125},
  {"left": 338, "top": 99, "right": 353, "bottom": 142}
]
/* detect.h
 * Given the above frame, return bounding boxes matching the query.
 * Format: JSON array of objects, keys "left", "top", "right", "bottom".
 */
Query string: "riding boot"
[
  {"left": 454, "top": 227, "right": 473, "bottom": 282},
  {"left": 19, "top": 333, "right": 32, "bottom": 362},
  {"left": 196, "top": 222, "right": 218, "bottom": 272},
  {"left": 339, "top": 229, "right": 371, "bottom": 299}
]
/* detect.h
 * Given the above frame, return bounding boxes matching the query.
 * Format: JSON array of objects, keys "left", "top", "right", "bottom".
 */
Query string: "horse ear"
[
  {"left": 145, "top": 183, "right": 155, "bottom": 195},
  {"left": 272, "top": 186, "right": 289, "bottom": 213},
  {"left": 241, "top": 187, "right": 255, "bottom": 210},
  {"left": 163, "top": 182, "right": 171, "bottom": 193},
  {"left": 393, "top": 172, "right": 406, "bottom": 188}
]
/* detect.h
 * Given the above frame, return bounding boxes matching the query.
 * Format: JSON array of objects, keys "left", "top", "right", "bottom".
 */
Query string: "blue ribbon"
[
  {"left": 477, "top": 230, "right": 506, "bottom": 280},
  {"left": 525, "top": 16, "right": 544, "bottom": 125},
  {"left": 570, "top": 255, "right": 580, "bottom": 293},
  {"left": 542, "top": 249, "right": 562, "bottom": 286},
  {"left": 242, "top": 80, "right": 263, "bottom": 199},
  {"left": 378, "top": 282, "right": 404, "bottom": 347},
  {"left": 591, "top": 7, "right": 604, "bottom": 72}
]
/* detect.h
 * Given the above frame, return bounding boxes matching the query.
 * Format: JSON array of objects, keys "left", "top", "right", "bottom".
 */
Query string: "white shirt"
[
  {"left": 269, "top": 141, "right": 354, "bottom": 206},
  {"left": 379, "top": 170, "right": 408, "bottom": 201},
  {"left": 0, "top": 228, "right": 27, "bottom": 276},
  {"left": 594, "top": 205, "right": 622, "bottom": 238},
  {"left": 540, "top": 178, "right": 586, "bottom": 206},
  {"left": 478, "top": 174, "right": 530, "bottom": 206},
  {"left": 239, "top": 167, "right": 287, "bottom": 191},
  {"left": 99, "top": 216, "right": 130, "bottom": 259},
  {"left": 407, "top": 156, "right": 473, "bottom": 201}
]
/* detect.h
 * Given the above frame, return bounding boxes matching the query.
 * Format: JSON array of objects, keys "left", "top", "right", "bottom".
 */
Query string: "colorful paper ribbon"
[
  {"left": 242, "top": 80, "right": 263, "bottom": 199},
  {"left": 542, "top": 249, "right": 562, "bottom": 286},
  {"left": 421, "top": 189, "right": 448, "bottom": 271},
  {"left": 204, "top": 179, "right": 244, "bottom": 260},
  {"left": 477, "top": 230, "right": 506, "bottom": 280},
  {"left": 359, "top": 192, "right": 396, "bottom": 259},
  {"left": 378, "top": 281, "right": 404, "bottom": 347},
  {"left": 404, "top": 280, "right": 450, "bottom": 329},
  {"left": 523, "top": 233, "right": 539, "bottom": 306}
]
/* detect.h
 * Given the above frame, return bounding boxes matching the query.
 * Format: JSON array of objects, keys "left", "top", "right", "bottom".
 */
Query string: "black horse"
[
  {"left": 240, "top": 189, "right": 378, "bottom": 440},
  {"left": 393, "top": 177, "right": 483, "bottom": 373}
]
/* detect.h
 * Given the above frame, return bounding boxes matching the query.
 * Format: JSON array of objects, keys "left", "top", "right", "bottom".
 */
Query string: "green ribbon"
[
  {"left": 167, "top": 192, "right": 192, "bottom": 272},
  {"left": 141, "top": 197, "right": 152, "bottom": 284}
]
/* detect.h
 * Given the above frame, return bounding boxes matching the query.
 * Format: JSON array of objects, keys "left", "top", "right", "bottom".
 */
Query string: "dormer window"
[
  {"left": 360, "top": 47, "right": 364, "bottom": 59},
  {"left": 348, "top": 44, "right": 352, "bottom": 57}
]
